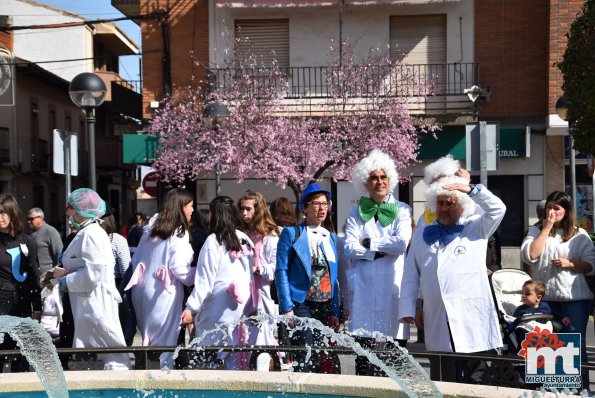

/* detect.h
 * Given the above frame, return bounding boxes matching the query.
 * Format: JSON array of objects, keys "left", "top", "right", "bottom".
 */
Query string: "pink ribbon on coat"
[
  {"left": 226, "top": 282, "right": 244, "bottom": 304},
  {"left": 248, "top": 231, "right": 264, "bottom": 311},
  {"left": 230, "top": 244, "right": 253, "bottom": 260},
  {"left": 155, "top": 265, "right": 174, "bottom": 294},
  {"left": 124, "top": 262, "right": 145, "bottom": 291}
]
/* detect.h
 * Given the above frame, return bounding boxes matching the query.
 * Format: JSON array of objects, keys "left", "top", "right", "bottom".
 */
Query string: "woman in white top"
[
  {"left": 181, "top": 196, "right": 254, "bottom": 370},
  {"left": 521, "top": 190, "right": 595, "bottom": 389},
  {"left": 126, "top": 188, "right": 196, "bottom": 369}
]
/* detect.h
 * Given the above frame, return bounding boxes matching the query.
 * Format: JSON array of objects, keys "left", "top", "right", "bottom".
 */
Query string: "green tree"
[{"left": 558, "top": 0, "right": 595, "bottom": 154}]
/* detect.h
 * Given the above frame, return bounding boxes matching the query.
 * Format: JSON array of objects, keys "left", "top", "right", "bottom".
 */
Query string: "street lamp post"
[
  {"left": 202, "top": 102, "right": 229, "bottom": 197},
  {"left": 68, "top": 72, "right": 107, "bottom": 191},
  {"left": 555, "top": 96, "right": 577, "bottom": 213}
]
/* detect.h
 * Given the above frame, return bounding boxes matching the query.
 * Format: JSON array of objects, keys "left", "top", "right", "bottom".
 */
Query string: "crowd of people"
[{"left": 1, "top": 149, "right": 594, "bottom": 391}]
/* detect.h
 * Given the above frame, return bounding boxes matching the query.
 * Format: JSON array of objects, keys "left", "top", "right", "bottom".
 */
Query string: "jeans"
[
  {"left": 289, "top": 300, "right": 332, "bottom": 373},
  {"left": 546, "top": 299, "right": 591, "bottom": 390}
]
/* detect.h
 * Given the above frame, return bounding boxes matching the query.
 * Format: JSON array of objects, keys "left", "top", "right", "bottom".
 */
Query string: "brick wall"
[
  {"left": 548, "top": 0, "right": 584, "bottom": 113},
  {"left": 141, "top": 0, "right": 209, "bottom": 119},
  {"left": 475, "top": 0, "right": 549, "bottom": 119}
]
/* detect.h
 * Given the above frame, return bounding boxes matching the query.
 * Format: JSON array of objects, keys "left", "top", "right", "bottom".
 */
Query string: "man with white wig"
[
  {"left": 399, "top": 175, "right": 505, "bottom": 357},
  {"left": 419, "top": 155, "right": 468, "bottom": 227},
  {"left": 344, "top": 149, "right": 412, "bottom": 375}
]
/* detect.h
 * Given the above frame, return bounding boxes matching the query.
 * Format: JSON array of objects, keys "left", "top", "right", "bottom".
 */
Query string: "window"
[
  {"left": 0, "top": 127, "right": 9, "bottom": 163},
  {"left": 30, "top": 100, "right": 39, "bottom": 136},
  {"left": 30, "top": 100, "right": 40, "bottom": 169},
  {"left": 390, "top": 15, "right": 446, "bottom": 97},
  {"left": 235, "top": 19, "right": 290, "bottom": 68},
  {"left": 48, "top": 104, "right": 56, "bottom": 132},
  {"left": 390, "top": 15, "right": 446, "bottom": 64},
  {"left": 37, "top": 139, "right": 48, "bottom": 170}
]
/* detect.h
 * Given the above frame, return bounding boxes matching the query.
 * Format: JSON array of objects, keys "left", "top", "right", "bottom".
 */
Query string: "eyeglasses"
[
  {"left": 27, "top": 216, "right": 40, "bottom": 222},
  {"left": 307, "top": 201, "right": 329, "bottom": 209}
]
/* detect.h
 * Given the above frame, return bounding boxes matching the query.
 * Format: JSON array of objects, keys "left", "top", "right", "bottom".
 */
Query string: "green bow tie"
[{"left": 358, "top": 196, "right": 399, "bottom": 227}]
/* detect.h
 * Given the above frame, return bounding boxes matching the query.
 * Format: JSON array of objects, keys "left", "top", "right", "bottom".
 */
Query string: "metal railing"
[
  {"left": 112, "top": 77, "right": 142, "bottom": 94},
  {"left": 207, "top": 63, "right": 479, "bottom": 115}
]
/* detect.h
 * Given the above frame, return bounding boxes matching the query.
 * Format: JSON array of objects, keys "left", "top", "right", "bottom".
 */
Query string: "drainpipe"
[{"left": 159, "top": 11, "right": 171, "bottom": 97}]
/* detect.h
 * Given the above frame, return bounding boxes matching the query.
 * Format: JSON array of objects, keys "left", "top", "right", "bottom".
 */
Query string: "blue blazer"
[{"left": 275, "top": 223, "right": 340, "bottom": 316}]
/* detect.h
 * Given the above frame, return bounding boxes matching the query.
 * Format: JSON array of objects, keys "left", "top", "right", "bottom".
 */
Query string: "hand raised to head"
[
  {"left": 441, "top": 182, "right": 472, "bottom": 194},
  {"left": 454, "top": 169, "right": 471, "bottom": 181}
]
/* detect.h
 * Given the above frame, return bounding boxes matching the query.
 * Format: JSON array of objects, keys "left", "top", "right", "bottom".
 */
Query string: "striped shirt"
[{"left": 110, "top": 233, "right": 131, "bottom": 279}]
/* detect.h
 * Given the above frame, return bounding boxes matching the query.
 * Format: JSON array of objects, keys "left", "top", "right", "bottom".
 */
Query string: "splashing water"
[
  {"left": 0, "top": 315, "right": 69, "bottom": 398},
  {"left": 172, "top": 312, "right": 441, "bottom": 398}
]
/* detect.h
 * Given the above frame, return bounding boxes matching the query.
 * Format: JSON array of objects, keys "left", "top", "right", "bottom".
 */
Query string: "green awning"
[
  {"left": 123, "top": 134, "right": 158, "bottom": 164},
  {"left": 417, "top": 127, "right": 525, "bottom": 160}
]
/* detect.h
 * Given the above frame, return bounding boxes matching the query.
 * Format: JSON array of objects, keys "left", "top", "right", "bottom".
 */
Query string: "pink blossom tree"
[{"left": 148, "top": 41, "right": 440, "bottom": 201}]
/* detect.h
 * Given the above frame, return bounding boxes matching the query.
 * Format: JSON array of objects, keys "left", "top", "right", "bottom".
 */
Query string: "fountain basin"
[{"left": 0, "top": 369, "right": 571, "bottom": 398}]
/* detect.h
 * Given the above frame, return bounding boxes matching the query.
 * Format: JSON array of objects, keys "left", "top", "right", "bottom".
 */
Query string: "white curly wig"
[
  {"left": 423, "top": 155, "right": 461, "bottom": 186},
  {"left": 424, "top": 175, "right": 476, "bottom": 218},
  {"left": 351, "top": 149, "right": 398, "bottom": 196}
]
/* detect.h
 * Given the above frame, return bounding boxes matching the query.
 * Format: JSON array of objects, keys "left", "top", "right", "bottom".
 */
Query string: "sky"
[{"left": 33, "top": 0, "right": 142, "bottom": 82}]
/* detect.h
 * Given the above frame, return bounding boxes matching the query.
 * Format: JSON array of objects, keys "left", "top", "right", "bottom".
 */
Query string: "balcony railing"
[{"left": 207, "top": 63, "right": 480, "bottom": 115}]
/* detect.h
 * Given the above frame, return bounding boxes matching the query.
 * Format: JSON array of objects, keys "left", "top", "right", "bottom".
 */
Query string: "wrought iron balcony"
[{"left": 207, "top": 63, "right": 480, "bottom": 116}]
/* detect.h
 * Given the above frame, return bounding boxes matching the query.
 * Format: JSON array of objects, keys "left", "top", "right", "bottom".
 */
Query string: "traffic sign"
[
  {"left": 142, "top": 171, "right": 159, "bottom": 197},
  {"left": 53, "top": 129, "right": 78, "bottom": 176}
]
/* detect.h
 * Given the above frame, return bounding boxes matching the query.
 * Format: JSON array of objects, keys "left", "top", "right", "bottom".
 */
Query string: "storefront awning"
[
  {"left": 417, "top": 127, "right": 527, "bottom": 160},
  {"left": 123, "top": 134, "right": 158, "bottom": 164}
]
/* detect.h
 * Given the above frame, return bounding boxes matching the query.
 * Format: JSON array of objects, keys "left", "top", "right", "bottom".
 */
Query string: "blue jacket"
[{"left": 275, "top": 223, "right": 340, "bottom": 316}]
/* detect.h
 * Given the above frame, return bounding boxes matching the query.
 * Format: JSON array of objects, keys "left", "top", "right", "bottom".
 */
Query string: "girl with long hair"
[
  {"left": 238, "top": 191, "right": 279, "bottom": 357},
  {"left": 181, "top": 196, "right": 254, "bottom": 370},
  {"left": 126, "top": 188, "right": 196, "bottom": 369},
  {"left": 521, "top": 190, "right": 595, "bottom": 389},
  {"left": 270, "top": 197, "right": 297, "bottom": 228}
]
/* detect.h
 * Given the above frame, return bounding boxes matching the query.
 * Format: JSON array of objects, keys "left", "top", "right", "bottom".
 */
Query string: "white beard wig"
[
  {"left": 351, "top": 149, "right": 399, "bottom": 196},
  {"left": 425, "top": 175, "right": 476, "bottom": 219},
  {"left": 423, "top": 155, "right": 461, "bottom": 186}
]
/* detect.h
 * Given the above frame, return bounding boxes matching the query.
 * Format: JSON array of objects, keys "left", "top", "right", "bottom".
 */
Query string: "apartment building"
[{"left": 1, "top": 0, "right": 142, "bottom": 229}]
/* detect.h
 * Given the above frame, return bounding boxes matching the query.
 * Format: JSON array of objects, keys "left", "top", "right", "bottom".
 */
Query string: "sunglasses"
[{"left": 27, "top": 216, "right": 40, "bottom": 222}]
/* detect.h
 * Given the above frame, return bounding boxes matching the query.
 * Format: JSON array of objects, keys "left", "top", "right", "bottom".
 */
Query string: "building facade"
[{"left": 1, "top": 0, "right": 142, "bottom": 231}]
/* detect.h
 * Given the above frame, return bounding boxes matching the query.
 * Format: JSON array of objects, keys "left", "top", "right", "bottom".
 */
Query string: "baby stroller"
[{"left": 490, "top": 269, "right": 554, "bottom": 355}]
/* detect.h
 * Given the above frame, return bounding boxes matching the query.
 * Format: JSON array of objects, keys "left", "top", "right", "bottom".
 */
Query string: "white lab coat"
[
  {"left": 344, "top": 196, "right": 412, "bottom": 339},
  {"left": 399, "top": 187, "right": 505, "bottom": 353},
  {"left": 129, "top": 215, "right": 195, "bottom": 369},
  {"left": 63, "top": 220, "right": 130, "bottom": 370},
  {"left": 186, "top": 230, "right": 254, "bottom": 369},
  {"left": 244, "top": 233, "right": 279, "bottom": 346}
]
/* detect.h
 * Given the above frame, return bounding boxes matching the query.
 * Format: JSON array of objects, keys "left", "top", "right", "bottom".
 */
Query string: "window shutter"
[
  {"left": 235, "top": 19, "right": 290, "bottom": 67},
  {"left": 389, "top": 15, "right": 446, "bottom": 65}
]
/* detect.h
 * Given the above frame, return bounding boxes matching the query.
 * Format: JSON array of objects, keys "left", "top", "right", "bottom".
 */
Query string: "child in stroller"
[
  {"left": 511, "top": 279, "right": 573, "bottom": 344},
  {"left": 490, "top": 270, "right": 560, "bottom": 353}
]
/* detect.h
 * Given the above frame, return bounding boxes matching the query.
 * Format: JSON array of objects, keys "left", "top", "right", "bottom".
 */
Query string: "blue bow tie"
[{"left": 422, "top": 223, "right": 464, "bottom": 246}]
